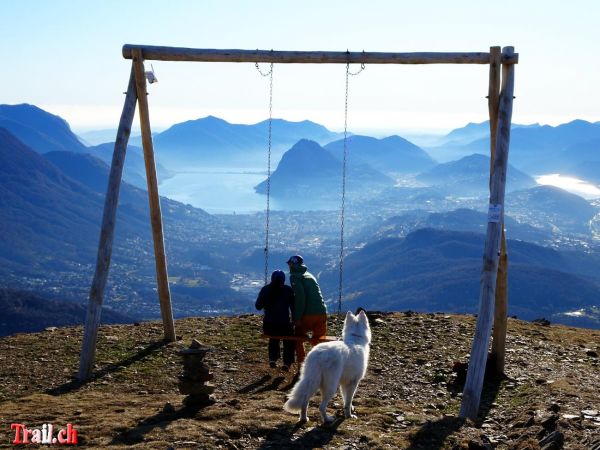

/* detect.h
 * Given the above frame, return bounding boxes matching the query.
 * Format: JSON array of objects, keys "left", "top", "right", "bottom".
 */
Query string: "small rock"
[
  {"left": 467, "top": 440, "right": 491, "bottom": 450},
  {"left": 45, "top": 327, "right": 57, "bottom": 332},
  {"left": 539, "top": 430, "right": 564, "bottom": 450},
  {"left": 586, "top": 350, "right": 598, "bottom": 358},
  {"left": 582, "top": 409, "right": 599, "bottom": 416},
  {"left": 548, "top": 403, "right": 560, "bottom": 413},
  {"left": 562, "top": 414, "right": 579, "bottom": 420},
  {"left": 512, "top": 415, "right": 535, "bottom": 428},
  {"left": 541, "top": 414, "right": 559, "bottom": 432},
  {"left": 532, "top": 318, "right": 551, "bottom": 326}
]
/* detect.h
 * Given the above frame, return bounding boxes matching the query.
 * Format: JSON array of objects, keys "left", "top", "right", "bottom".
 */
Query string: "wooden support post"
[
  {"left": 78, "top": 66, "right": 137, "bottom": 381},
  {"left": 488, "top": 47, "right": 509, "bottom": 375},
  {"left": 132, "top": 49, "right": 176, "bottom": 342},
  {"left": 487, "top": 47, "right": 501, "bottom": 181},
  {"left": 460, "top": 47, "right": 515, "bottom": 420},
  {"left": 493, "top": 231, "right": 508, "bottom": 374}
]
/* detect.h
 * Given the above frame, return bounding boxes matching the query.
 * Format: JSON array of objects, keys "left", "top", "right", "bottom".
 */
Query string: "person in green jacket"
[{"left": 286, "top": 255, "right": 327, "bottom": 365}]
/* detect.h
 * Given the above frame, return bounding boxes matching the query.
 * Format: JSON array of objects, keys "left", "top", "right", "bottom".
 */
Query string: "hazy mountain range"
[
  {"left": 320, "top": 227, "right": 600, "bottom": 323},
  {"left": 324, "top": 134, "right": 436, "bottom": 174},
  {"left": 152, "top": 115, "right": 342, "bottom": 169},
  {"left": 428, "top": 119, "right": 600, "bottom": 174},
  {"left": 416, "top": 153, "right": 536, "bottom": 195},
  {"left": 1, "top": 103, "right": 600, "bottom": 332},
  {"left": 0, "top": 118, "right": 245, "bottom": 321}
]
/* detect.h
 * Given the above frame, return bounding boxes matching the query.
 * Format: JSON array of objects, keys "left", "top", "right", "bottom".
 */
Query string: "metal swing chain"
[
  {"left": 338, "top": 59, "right": 365, "bottom": 315},
  {"left": 255, "top": 61, "right": 274, "bottom": 285}
]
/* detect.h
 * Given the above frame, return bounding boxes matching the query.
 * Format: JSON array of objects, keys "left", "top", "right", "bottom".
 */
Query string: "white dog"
[{"left": 284, "top": 310, "right": 371, "bottom": 424}]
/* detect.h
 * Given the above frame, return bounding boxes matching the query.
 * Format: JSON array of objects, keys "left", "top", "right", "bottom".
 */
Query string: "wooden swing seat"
[{"left": 261, "top": 334, "right": 337, "bottom": 343}]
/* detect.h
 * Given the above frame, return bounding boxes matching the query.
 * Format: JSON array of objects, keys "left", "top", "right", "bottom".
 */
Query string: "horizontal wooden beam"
[{"left": 123, "top": 45, "right": 518, "bottom": 65}]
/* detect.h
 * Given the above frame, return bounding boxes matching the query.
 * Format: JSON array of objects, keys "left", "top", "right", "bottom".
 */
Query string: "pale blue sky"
[{"left": 1, "top": 0, "right": 598, "bottom": 135}]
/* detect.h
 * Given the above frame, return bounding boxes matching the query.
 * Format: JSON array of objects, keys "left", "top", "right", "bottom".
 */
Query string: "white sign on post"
[{"left": 487, "top": 203, "right": 502, "bottom": 223}]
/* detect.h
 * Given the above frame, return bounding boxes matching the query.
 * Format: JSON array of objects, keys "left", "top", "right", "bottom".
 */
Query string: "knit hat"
[
  {"left": 286, "top": 255, "right": 304, "bottom": 265},
  {"left": 271, "top": 270, "right": 285, "bottom": 285}
]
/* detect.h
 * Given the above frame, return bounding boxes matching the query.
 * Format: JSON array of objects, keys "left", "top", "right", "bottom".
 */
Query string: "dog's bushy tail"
[{"left": 284, "top": 357, "right": 321, "bottom": 413}]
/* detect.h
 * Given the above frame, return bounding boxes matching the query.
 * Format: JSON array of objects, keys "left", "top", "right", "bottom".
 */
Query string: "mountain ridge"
[
  {"left": 0, "top": 103, "right": 87, "bottom": 154},
  {"left": 254, "top": 139, "right": 393, "bottom": 199},
  {"left": 324, "top": 134, "right": 436, "bottom": 174}
]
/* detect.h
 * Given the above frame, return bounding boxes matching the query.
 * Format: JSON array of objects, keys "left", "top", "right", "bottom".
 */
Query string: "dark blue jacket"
[{"left": 256, "top": 283, "right": 295, "bottom": 325}]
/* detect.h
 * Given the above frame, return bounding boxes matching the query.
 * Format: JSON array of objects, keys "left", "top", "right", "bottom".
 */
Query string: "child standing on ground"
[{"left": 255, "top": 270, "right": 295, "bottom": 371}]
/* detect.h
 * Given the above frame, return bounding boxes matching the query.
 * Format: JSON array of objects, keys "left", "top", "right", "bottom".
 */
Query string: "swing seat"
[{"left": 261, "top": 333, "right": 337, "bottom": 343}]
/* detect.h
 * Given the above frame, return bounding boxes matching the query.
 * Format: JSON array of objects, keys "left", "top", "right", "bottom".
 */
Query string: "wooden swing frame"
[{"left": 78, "top": 44, "right": 517, "bottom": 420}]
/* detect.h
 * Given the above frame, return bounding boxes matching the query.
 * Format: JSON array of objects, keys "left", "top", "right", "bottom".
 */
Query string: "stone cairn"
[{"left": 178, "top": 339, "right": 215, "bottom": 406}]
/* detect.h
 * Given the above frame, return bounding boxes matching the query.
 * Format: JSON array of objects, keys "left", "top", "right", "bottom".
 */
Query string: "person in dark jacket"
[
  {"left": 255, "top": 270, "right": 295, "bottom": 370},
  {"left": 287, "top": 255, "right": 328, "bottom": 365}
]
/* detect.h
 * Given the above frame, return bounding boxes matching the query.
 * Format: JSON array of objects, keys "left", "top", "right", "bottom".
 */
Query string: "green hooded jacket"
[{"left": 289, "top": 264, "right": 327, "bottom": 320}]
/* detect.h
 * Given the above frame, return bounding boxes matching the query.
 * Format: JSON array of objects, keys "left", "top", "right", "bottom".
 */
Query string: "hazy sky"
[{"left": 1, "top": 0, "right": 599, "bottom": 135}]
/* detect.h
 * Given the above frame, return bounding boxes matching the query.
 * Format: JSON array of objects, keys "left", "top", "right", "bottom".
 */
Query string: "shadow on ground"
[
  {"left": 258, "top": 417, "right": 345, "bottom": 449},
  {"left": 406, "top": 374, "right": 504, "bottom": 449},
  {"left": 238, "top": 373, "right": 296, "bottom": 395},
  {"left": 45, "top": 340, "right": 168, "bottom": 396},
  {"left": 110, "top": 402, "right": 209, "bottom": 445}
]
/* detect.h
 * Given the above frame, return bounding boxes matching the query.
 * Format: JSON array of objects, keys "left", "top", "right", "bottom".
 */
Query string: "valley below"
[{"left": 2, "top": 104, "right": 600, "bottom": 335}]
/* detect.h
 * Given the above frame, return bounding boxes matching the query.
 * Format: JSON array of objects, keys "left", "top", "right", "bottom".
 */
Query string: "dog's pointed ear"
[
  {"left": 357, "top": 310, "right": 368, "bottom": 324},
  {"left": 345, "top": 311, "right": 354, "bottom": 321}
]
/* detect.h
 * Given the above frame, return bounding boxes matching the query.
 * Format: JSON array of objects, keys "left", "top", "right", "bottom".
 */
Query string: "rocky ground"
[{"left": 0, "top": 312, "right": 599, "bottom": 449}]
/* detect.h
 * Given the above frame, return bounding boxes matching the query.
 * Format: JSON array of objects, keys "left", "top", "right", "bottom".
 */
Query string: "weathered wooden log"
[
  {"left": 78, "top": 66, "right": 137, "bottom": 381},
  {"left": 492, "top": 230, "right": 508, "bottom": 374},
  {"left": 488, "top": 47, "right": 501, "bottom": 179},
  {"left": 132, "top": 49, "right": 176, "bottom": 342},
  {"left": 460, "top": 46, "right": 515, "bottom": 420},
  {"left": 122, "top": 44, "right": 518, "bottom": 65},
  {"left": 488, "top": 46, "right": 509, "bottom": 376}
]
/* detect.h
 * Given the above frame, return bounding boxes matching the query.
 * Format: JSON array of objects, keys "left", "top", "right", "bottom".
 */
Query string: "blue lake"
[
  {"left": 159, "top": 169, "right": 270, "bottom": 214},
  {"left": 159, "top": 169, "right": 336, "bottom": 214}
]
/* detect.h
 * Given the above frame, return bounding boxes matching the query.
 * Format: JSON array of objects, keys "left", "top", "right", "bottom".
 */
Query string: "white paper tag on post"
[{"left": 488, "top": 203, "right": 502, "bottom": 223}]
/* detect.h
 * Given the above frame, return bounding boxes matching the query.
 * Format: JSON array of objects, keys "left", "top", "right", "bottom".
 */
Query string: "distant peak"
[
  {"left": 464, "top": 121, "right": 489, "bottom": 127},
  {"left": 0, "top": 103, "right": 42, "bottom": 112},
  {"left": 563, "top": 119, "right": 593, "bottom": 126},
  {"left": 201, "top": 115, "right": 229, "bottom": 123},
  {"left": 381, "top": 135, "right": 410, "bottom": 143},
  {"left": 461, "top": 153, "right": 488, "bottom": 161},
  {"left": 0, "top": 103, "right": 66, "bottom": 122},
  {"left": 290, "top": 138, "right": 322, "bottom": 150}
]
